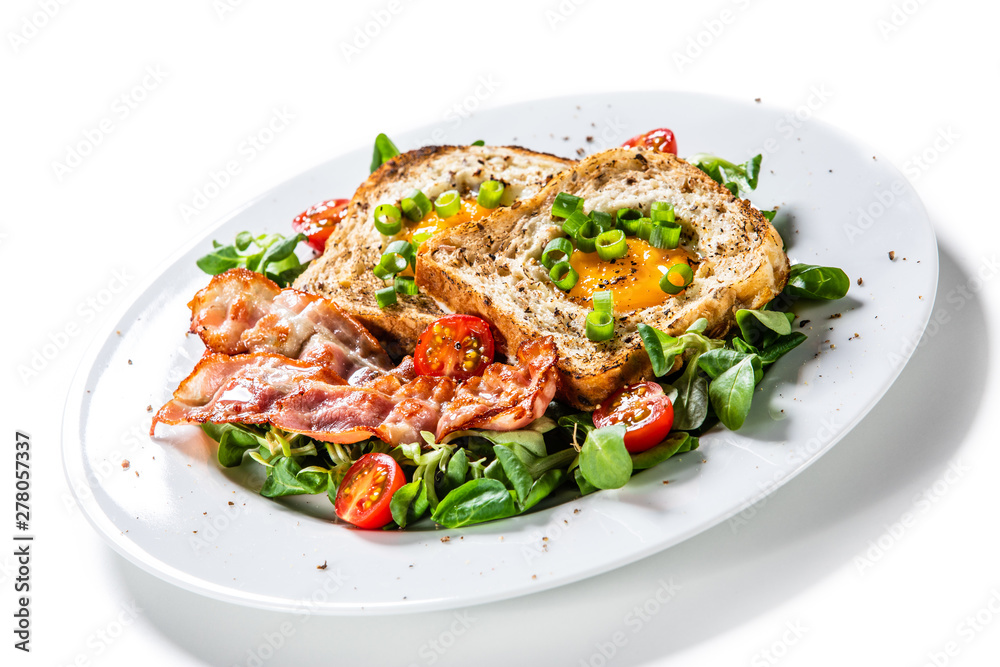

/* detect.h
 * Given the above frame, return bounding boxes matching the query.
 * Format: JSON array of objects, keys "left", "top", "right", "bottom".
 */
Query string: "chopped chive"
[
  {"left": 552, "top": 192, "right": 584, "bottom": 219},
  {"left": 589, "top": 210, "right": 615, "bottom": 232},
  {"left": 385, "top": 239, "right": 416, "bottom": 269},
  {"left": 592, "top": 290, "right": 614, "bottom": 314},
  {"left": 372, "top": 251, "right": 408, "bottom": 279},
  {"left": 596, "top": 229, "right": 627, "bottom": 261},
  {"left": 636, "top": 217, "right": 654, "bottom": 241},
  {"left": 562, "top": 210, "right": 589, "bottom": 237},
  {"left": 394, "top": 276, "right": 418, "bottom": 295},
  {"left": 575, "top": 219, "right": 601, "bottom": 253},
  {"left": 401, "top": 189, "right": 432, "bottom": 221},
  {"left": 375, "top": 286, "right": 398, "bottom": 308},
  {"left": 650, "top": 201, "right": 675, "bottom": 223},
  {"left": 373, "top": 204, "right": 402, "bottom": 235},
  {"left": 541, "top": 237, "right": 574, "bottom": 269},
  {"left": 660, "top": 263, "right": 694, "bottom": 294},
  {"left": 648, "top": 222, "right": 681, "bottom": 249},
  {"left": 585, "top": 310, "right": 614, "bottom": 341},
  {"left": 549, "top": 261, "right": 579, "bottom": 291},
  {"left": 616, "top": 208, "right": 642, "bottom": 236},
  {"left": 434, "top": 189, "right": 461, "bottom": 218},
  {"left": 477, "top": 180, "right": 505, "bottom": 209}
]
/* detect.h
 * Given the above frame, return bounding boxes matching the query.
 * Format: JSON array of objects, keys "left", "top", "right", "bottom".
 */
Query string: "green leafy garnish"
[
  {"left": 196, "top": 231, "right": 309, "bottom": 287},
  {"left": 431, "top": 478, "right": 518, "bottom": 528},
  {"left": 370, "top": 133, "right": 400, "bottom": 173},
  {"left": 631, "top": 433, "right": 699, "bottom": 470},
  {"left": 687, "top": 153, "right": 762, "bottom": 197},
  {"left": 389, "top": 481, "right": 428, "bottom": 529},
  {"left": 578, "top": 425, "right": 632, "bottom": 490},
  {"left": 784, "top": 264, "right": 851, "bottom": 300},
  {"left": 707, "top": 355, "right": 761, "bottom": 430}
]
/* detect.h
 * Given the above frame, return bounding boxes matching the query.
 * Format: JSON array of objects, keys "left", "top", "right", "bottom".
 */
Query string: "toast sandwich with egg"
[
  {"left": 417, "top": 147, "right": 789, "bottom": 409},
  {"left": 294, "top": 145, "right": 575, "bottom": 355}
]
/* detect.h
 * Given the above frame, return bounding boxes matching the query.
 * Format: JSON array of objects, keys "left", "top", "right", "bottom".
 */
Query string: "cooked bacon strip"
[
  {"left": 188, "top": 268, "right": 393, "bottom": 383},
  {"left": 152, "top": 353, "right": 347, "bottom": 430},
  {"left": 434, "top": 338, "right": 559, "bottom": 437},
  {"left": 152, "top": 338, "right": 559, "bottom": 445}
]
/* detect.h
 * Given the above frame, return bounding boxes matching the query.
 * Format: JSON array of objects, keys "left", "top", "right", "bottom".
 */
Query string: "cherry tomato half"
[
  {"left": 334, "top": 453, "right": 406, "bottom": 529},
  {"left": 414, "top": 314, "right": 495, "bottom": 381},
  {"left": 593, "top": 382, "right": 675, "bottom": 453},
  {"left": 291, "top": 198, "right": 350, "bottom": 252},
  {"left": 621, "top": 128, "right": 678, "bottom": 156}
]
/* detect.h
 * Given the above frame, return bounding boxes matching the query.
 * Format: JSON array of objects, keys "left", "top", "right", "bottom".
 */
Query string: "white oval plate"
[{"left": 62, "top": 92, "right": 937, "bottom": 615}]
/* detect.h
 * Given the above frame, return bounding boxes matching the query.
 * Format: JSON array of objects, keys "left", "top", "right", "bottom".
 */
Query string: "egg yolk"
[
  {"left": 568, "top": 238, "right": 694, "bottom": 313},
  {"left": 402, "top": 199, "right": 491, "bottom": 247}
]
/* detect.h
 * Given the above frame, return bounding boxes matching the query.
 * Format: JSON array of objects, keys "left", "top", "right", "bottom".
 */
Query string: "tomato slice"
[
  {"left": 593, "top": 382, "right": 675, "bottom": 453},
  {"left": 334, "top": 453, "right": 405, "bottom": 529},
  {"left": 621, "top": 128, "right": 678, "bottom": 155},
  {"left": 291, "top": 198, "right": 350, "bottom": 252},
  {"left": 414, "top": 315, "right": 495, "bottom": 381}
]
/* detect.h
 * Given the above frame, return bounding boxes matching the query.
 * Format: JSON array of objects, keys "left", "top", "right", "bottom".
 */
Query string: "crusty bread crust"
[
  {"left": 417, "top": 148, "right": 789, "bottom": 409},
  {"left": 294, "top": 145, "right": 574, "bottom": 356}
]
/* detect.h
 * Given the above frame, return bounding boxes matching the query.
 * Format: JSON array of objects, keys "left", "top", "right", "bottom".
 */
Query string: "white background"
[{"left": 4, "top": 0, "right": 999, "bottom": 665}]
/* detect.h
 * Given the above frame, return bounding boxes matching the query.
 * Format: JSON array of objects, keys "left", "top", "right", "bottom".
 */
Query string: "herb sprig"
[{"left": 196, "top": 231, "right": 310, "bottom": 287}]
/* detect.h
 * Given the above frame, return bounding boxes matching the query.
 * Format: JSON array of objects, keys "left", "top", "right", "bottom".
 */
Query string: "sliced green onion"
[
  {"left": 549, "top": 261, "right": 579, "bottom": 291},
  {"left": 649, "top": 222, "right": 681, "bottom": 250},
  {"left": 434, "top": 189, "right": 461, "bottom": 218},
  {"left": 375, "top": 286, "right": 398, "bottom": 308},
  {"left": 562, "top": 210, "right": 589, "bottom": 237},
  {"left": 552, "top": 192, "right": 584, "bottom": 219},
  {"left": 589, "top": 210, "right": 615, "bottom": 232},
  {"left": 373, "top": 204, "right": 402, "bottom": 235},
  {"left": 636, "top": 217, "right": 654, "bottom": 241},
  {"left": 660, "top": 263, "right": 694, "bottom": 295},
  {"left": 411, "top": 229, "right": 435, "bottom": 245},
  {"left": 592, "top": 289, "right": 614, "bottom": 313},
  {"left": 477, "top": 180, "right": 505, "bottom": 209},
  {"left": 616, "top": 208, "right": 642, "bottom": 235},
  {"left": 372, "top": 251, "right": 408, "bottom": 279},
  {"left": 575, "top": 219, "right": 601, "bottom": 253},
  {"left": 586, "top": 310, "right": 614, "bottom": 342},
  {"left": 650, "top": 201, "right": 675, "bottom": 223},
  {"left": 541, "top": 237, "right": 573, "bottom": 269},
  {"left": 596, "top": 229, "right": 627, "bottom": 260},
  {"left": 401, "top": 189, "right": 432, "bottom": 222},
  {"left": 394, "top": 276, "right": 418, "bottom": 295},
  {"left": 385, "top": 239, "right": 416, "bottom": 269}
]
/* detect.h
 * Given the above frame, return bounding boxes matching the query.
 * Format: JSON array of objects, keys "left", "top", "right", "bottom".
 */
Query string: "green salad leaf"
[
  {"left": 579, "top": 425, "right": 631, "bottom": 490},
  {"left": 389, "top": 481, "right": 428, "bottom": 528},
  {"left": 196, "top": 231, "right": 309, "bottom": 287},
  {"left": 631, "top": 433, "right": 699, "bottom": 470},
  {"left": 431, "top": 478, "right": 518, "bottom": 528},
  {"left": 784, "top": 263, "right": 851, "bottom": 300},
  {"left": 688, "top": 153, "right": 762, "bottom": 197},
  {"left": 707, "top": 354, "right": 762, "bottom": 430},
  {"left": 370, "top": 133, "right": 400, "bottom": 173}
]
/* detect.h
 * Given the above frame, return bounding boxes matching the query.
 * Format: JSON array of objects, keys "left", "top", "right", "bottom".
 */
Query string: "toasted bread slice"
[
  {"left": 294, "top": 145, "right": 574, "bottom": 355},
  {"left": 417, "top": 148, "right": 789, "bottom": 409}
]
